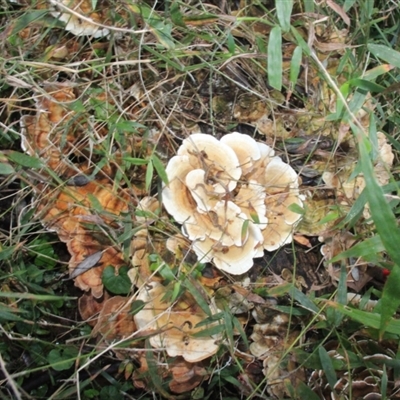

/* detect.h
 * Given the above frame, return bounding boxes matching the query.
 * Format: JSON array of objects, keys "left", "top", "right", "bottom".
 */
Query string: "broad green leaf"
[
  {"left": 290, "top": 46, "right": 302, "bottom": 84},
  {"left": 368, "top": 44, "right": 400, "bottom": 69},
  {"left": 47, "top": 347, "right": 79, "bottom": 371},
  {"left": 353, "top": 122, "right": 400, "bottom": 337},
  {"left": 0, "top": 163, "right": 15, "bottom": 175},
  {"left": 227, "top": 32, "right": 236, "bottom": 54},
  {"left": 268, "top": 26, "right": 282, "bottom": 91},
  {"left": 145, "top": 160, "right": 154, "bottom": 192},
  {"left": 122, "top": 157, "right": 149, "bottom": 165},
  {"left": 151, "top": 154, "right": 168, "bottom": 185},
  {"left": 102, "top": 265, "right": 132, "bottom": 295},
  {"left": 276, "top": 0, "right": 293, "bottom": 32},
  {"left": 8, "top": 151, "right": 42, "bottom": 168},
  {"left": 319, "top": 347, "right": 337, "bottom": 390}
]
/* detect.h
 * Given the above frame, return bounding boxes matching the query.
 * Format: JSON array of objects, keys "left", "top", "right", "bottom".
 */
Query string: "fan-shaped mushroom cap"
[
  {"left": 234, "top": 180, "right": 268, "bottom": 228},
  {"left": 136, "top": 196, "right": 159, "bottom": 223},
  {"left": 262, "top": 157, "right": 300, "bottom": 193},
  {"left": 262, "top": 190, "right": 303, "bottom": 251},
  {"left": 169, "top": 359, "right": 208, "bottom": 393},
  {"left": 163, "top": 155, "right": 197, "bottom": 223},
  {"left": 185, "top": 201, "right": 248, "bottom": 247},
  {"left": 134, "top": 282, "right": 221, "bottom": 363},
  {"left": 185, "top": 169, "right": 219, "bottom": 212},
  {"left": 177, "top": 133, "right": 242, "bottom": 193},
  {"left": 221, "top": 132, "right": 261, "bottom": 174},
  {"left": 162, "top": 132, "right": 303, "bottom": 274},
  {"left": 247, "top": 143, "right": 275, "bottom": 181},
  {"left": 92, "top": 296, "right": 136, "bottom": 339},
  {"left": 50, "top": 0, "right": 110, "bottom": 37},
  {"left": 193, "top": 222, "right": 264, "bottom": 274}
]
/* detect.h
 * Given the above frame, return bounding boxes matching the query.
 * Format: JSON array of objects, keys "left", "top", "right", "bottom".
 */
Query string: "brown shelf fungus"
[
  {"left": 162, "top": 132, "right": 303, "bottom": 274},
  {"left": 134, "top": 282, "right": 221, "bottom": 363}
]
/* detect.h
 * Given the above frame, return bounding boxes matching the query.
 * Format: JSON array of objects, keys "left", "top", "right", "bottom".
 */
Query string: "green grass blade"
[
  {"left": 352, "top": 122, "right": 400, "bottom": 337},
  {"left": 268, "top": 26, "right": 283, "bottom": 91},
  {"left": 318, "top": 346, "right": 337, "bottom": 390},
  {"left": 295, "top": 381, "right": 321, "bottom": 400},
  {"left": 8, "top": 151, "right": 42, "bottom": 168},
  {"left": 290, "top": 26, "right": 311, "bottom": 56},
  {"left": 0, "top": 292, "right": 76, "bottom": 301},
  {"left": 290, "top": 46, "right": 302, "bottom": 85},
  {"left": 151, "top": 154, "right": 168, "bottom": 185},
  {"left": 11, "top": 10, "right": 48, "bottom": 35},
  {"left": 329, "top": 235, "right": 384, "bottom": 263},
  {"left": 289, "top": 287, "right": 319, "bottom": 313},
  {"left": 183, "top": 278, "right": 212, "bottom": 317},
  {"left": 145, "top": 160, "right": 154, "bottom": 192},
  {"left": 127, "top": 3, "right": 175, "bottom": 49},
  {"left": 325, "top": 300, "right": 400, "bottom": 335}
]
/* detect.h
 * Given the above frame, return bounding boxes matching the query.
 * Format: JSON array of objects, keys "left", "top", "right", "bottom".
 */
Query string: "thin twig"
[{"left": 0, "top": 352, "right": 22, "bottom": 400}]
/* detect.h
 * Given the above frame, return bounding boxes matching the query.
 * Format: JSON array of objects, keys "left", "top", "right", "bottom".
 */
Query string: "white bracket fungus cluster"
[{"left": 163, "top": 132, "right": 304, "bottom": 274}]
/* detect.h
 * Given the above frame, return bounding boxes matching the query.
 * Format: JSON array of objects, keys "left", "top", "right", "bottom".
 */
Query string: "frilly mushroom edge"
[{"left": 162, "top": 132, "right": 304, "bottom": 274}]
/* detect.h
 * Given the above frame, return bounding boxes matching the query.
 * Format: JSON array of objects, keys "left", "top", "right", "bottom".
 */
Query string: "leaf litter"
[{"left": 1, "top": 0, "right": 400, "bottom": 399}]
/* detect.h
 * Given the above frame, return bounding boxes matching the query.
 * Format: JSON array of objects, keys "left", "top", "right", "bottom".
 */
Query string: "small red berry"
[{"left": 382, "top": 268, "right": 391, "bottom": 277}]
